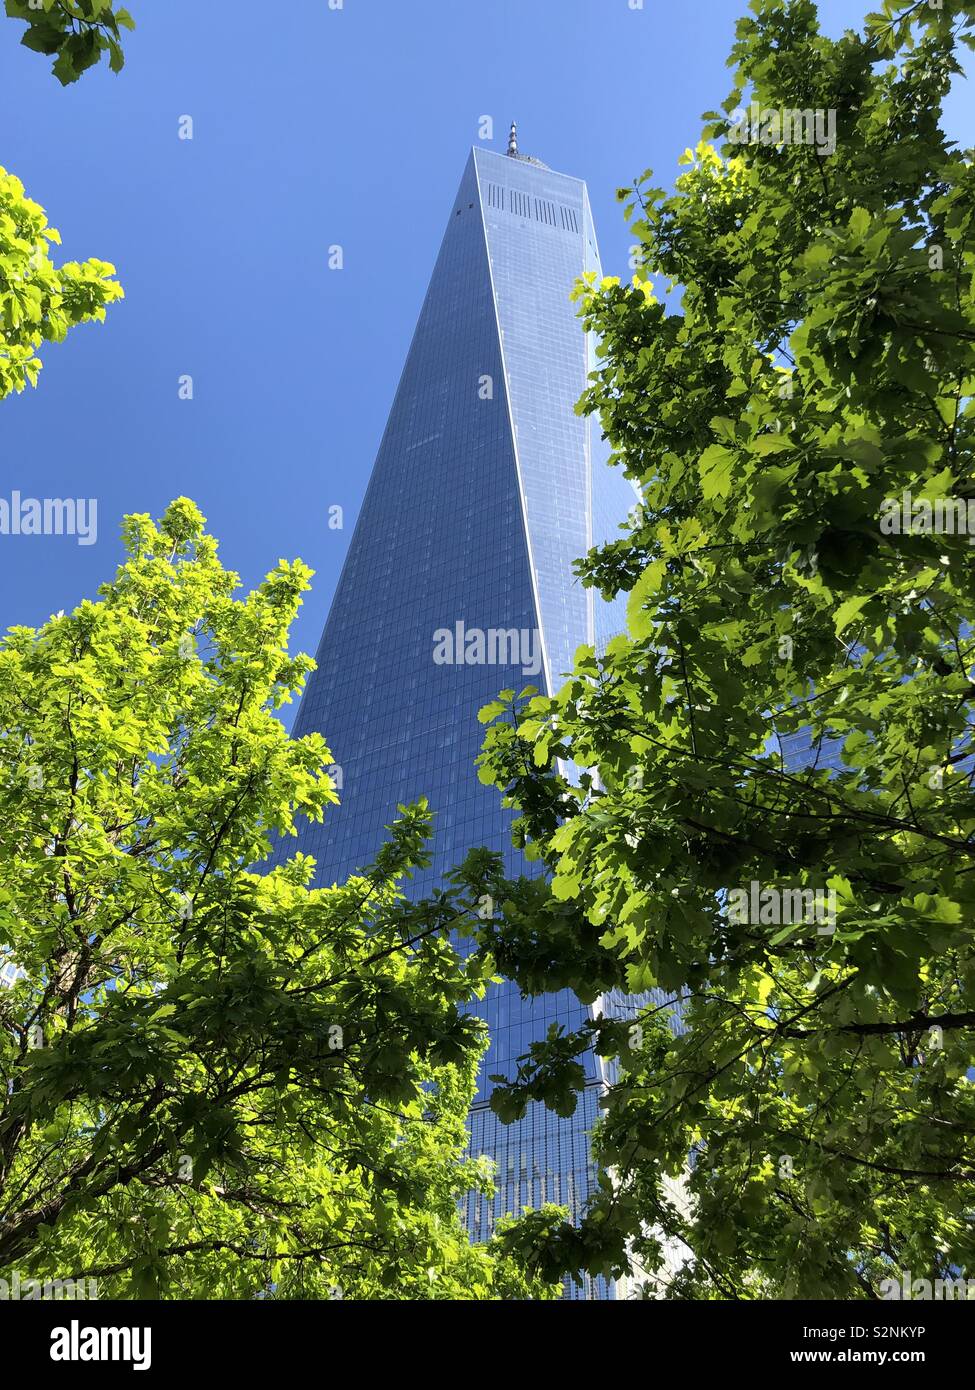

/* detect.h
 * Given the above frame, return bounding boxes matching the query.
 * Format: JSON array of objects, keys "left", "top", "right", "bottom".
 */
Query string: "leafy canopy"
[
  {"left": 476, "top": 0, "right": 975, "bottom": 1298},
  {"left": 0, "top": 499, "right": 554, "bottom": 1300},
  {"left": 0, "top": 164, "right": 122, "bottom": 400},
  {"left": 5, "top": 0, "right": 135, "bottom": 84}
]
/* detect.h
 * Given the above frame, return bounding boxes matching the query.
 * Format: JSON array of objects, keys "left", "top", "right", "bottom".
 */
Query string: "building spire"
[{"left": 507, "top": 121, "right": 518, "bottom": 158}]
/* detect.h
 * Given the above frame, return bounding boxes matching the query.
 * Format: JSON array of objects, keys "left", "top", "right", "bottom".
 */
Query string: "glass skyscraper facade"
[{"left": 277, "top": 136, "right": 641, "bottom": 1297}]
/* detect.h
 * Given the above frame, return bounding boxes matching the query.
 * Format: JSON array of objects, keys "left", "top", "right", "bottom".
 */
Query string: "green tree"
[
  {"left": 5, "top": 0, "right": 134, "bottom": 83},
  {"left": 476, "top": 0, "right": 975, "bottom": 1298},
  {"left": 0, "top": 164, "right": 122, "bottom": 400},
  {"left": 0, "top": 498, "right": 555, "bottom": 1300}
]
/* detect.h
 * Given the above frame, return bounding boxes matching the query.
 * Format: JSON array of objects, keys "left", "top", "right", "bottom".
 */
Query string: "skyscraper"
[{"left": 281, "top": 130, "right": 640, "bottom": 1298}]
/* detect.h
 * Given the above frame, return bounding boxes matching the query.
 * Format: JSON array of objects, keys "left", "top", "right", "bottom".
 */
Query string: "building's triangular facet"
[{"left": 281, "top": 141, "right": 639, "bottom": 1298}]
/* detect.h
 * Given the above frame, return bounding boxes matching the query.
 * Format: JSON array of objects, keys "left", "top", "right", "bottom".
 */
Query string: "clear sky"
[{"left": 1, "top": 0, "right": 971, "bottom": 730}]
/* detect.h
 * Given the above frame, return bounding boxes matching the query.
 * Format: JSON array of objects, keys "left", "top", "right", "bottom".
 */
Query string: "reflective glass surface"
[{"left": 273, "top": 148, "right": 642, "bottom": 1298}]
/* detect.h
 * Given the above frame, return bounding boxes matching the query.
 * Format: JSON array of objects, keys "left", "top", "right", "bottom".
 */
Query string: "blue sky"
[{"left": 1, "top": 0, "right": 971, "bottom": 730}]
